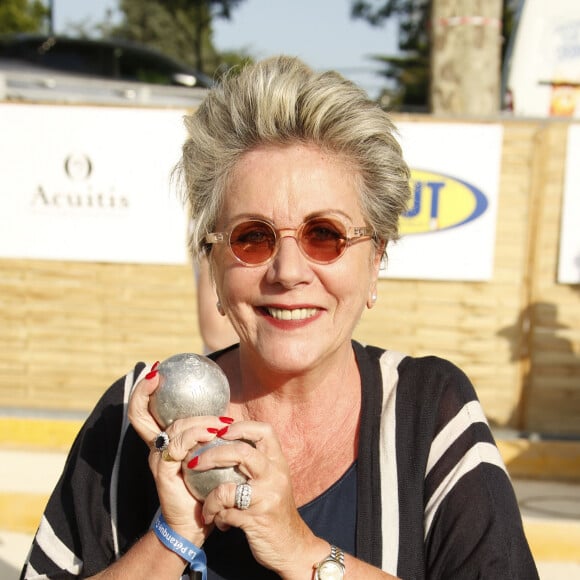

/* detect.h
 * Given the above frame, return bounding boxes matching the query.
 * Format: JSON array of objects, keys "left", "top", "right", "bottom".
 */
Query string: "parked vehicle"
[
  {"left": 0, "top": 34, "right": 211, "bottom": 107},
  {"left": 0, "top": 34, "right": 213, "bottom": 88}
]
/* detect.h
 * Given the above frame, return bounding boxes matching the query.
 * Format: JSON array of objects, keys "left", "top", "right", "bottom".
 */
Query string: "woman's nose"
[{"left": 266, "top": 236, "right": 313, "bottom": 287}]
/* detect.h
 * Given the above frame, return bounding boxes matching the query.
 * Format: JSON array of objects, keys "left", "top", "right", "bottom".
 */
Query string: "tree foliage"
[
  {"left": 0, "top": 0, "right": 48, "bottom": 35},
  {"left": 351, "top": 0, "right": 430, "bottom": 110},
  {"left": 352, "top": 0, "right": 429, "bottom": 51},
  {"left": 351, "top": 0, "right": 519, "bottom": 111},
  {"left": 112, "top": 0, "right": 245, "bottom": 74}
]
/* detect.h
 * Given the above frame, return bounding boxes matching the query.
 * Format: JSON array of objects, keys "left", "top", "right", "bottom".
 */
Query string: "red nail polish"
[
  {"left": 217, "top": 426, "right": 229, "bottom": 437},
  {"left": 219, "top": 416, "right": 234, "bottom": 424},
  {"left": 145, "top": 369, "right": 158, "bottom": 380},
  {"left": 187, "top": 456, "right": 199, "bottom": 469},
  {"left": 151, "top": 361, "right": 160, "bottom": 372},
  {"left": 207, "top": 427, "right": 219, "bottom": 434}
]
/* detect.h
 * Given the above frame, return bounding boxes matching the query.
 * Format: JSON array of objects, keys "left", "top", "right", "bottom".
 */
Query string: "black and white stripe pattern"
[
  {"left": 354, "top": 343, "right": 536, "bottom": 579},
  {"left": 21, "top": 344, "right": 537, "bottom": 579},
  {"left": 423, "top": 401, "right": 507, "bottom": 538},
  {"left": 28, "top": 515, "right": 82, "bottom": 577}
]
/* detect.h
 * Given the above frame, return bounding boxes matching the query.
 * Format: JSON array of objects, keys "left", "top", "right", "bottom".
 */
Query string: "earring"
[
  {"left": 367, "top": 292, "right": 377, "bottom": 309},
  {"left": 216, "top": 300, "right": 225, "bottom": 316}
]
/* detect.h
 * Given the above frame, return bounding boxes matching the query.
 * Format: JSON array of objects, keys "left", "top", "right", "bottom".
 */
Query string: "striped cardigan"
[{"left": 21, "top": 342, "right": 538, "bottom": 579}]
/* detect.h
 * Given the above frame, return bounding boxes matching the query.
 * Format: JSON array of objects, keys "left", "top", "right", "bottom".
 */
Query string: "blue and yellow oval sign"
[{"left": 400, "top": 169, "right": 488, "bottom": 235}]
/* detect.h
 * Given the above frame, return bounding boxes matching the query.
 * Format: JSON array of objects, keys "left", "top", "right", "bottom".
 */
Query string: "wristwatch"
[{"left": 314, "top": 545, "right": 345, "bottom": 580}]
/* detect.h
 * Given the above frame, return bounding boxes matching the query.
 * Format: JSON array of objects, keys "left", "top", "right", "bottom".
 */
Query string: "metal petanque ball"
[
  {"left": 183, "top": 438, "right": 249, "bottom": 501},
  {"left": 148, "top": 352, "right": 247, "bottom": 500},
  {"left": 149, "top": 353, "right": 229, "bottom": 427}
]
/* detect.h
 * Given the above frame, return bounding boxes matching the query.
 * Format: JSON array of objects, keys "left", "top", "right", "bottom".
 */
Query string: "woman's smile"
[{"left": 262, "top": 306, "right": 320, "bottom": 321}]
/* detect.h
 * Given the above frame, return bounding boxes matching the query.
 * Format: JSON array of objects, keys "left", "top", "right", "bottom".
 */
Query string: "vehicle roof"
[{"left": 0, "top": 33, "right": 215, "bottom": 88}]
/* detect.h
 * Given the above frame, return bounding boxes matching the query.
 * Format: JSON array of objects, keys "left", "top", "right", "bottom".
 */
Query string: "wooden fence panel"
[{"left": 0, "top": 260, "right": 201, "bottom": 412}]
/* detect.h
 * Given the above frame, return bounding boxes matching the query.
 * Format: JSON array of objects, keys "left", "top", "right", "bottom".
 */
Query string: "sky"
[{"left": 52, "top": 0, "right": 399, "bottom": 98}]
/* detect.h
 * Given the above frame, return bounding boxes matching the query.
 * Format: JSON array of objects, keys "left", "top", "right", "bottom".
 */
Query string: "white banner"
[
  {"left": 382, "top": 123, "right": 504, "bottom": 281},
  {"left": 0, "top": 103, "right": 189, "bottom": 264},
  {"left": 558, "top": 124, "right": 580, "bottom": 283}
]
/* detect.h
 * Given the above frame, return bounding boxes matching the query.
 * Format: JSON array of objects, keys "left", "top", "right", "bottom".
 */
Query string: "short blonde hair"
[{"left": 176, "top": 55, "right": 411, "bottom": 260}]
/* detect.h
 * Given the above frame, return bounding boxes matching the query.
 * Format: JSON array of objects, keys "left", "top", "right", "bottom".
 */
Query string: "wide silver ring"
[
  {"left": 153, "top": 431, "right": 170, "bottom": 452},
  {"left": 234, "top": 482, "right": 252, "bottom": 510}
]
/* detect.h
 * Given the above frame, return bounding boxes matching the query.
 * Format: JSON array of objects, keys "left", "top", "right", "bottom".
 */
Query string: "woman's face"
[{"left": 210, "top": 143, "right": 382, "bottom": 374}]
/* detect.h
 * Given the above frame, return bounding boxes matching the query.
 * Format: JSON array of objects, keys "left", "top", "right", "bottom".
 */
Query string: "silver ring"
[
  {"left": 234, "top": 482, "right": 252, "bottom": 510},
  {"left": 153, "top": 431, "right": 170, "bottom": 452}
]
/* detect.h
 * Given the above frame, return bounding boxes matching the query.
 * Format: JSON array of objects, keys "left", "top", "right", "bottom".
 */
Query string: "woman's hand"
[
  {"left": 188, "top": 420, "right": 326, "bottom": 578},
  {"left": 127, "top": 367, "right": 228, "bottom": 545}
]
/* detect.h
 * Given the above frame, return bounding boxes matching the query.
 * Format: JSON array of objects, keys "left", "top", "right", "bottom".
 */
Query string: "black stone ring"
[{"left": 153, "top": 431, "right": 170, "bottom": 452}]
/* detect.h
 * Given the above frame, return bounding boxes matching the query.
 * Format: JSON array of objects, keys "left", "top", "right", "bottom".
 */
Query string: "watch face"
[{"left": 317, "top": 560, "right": 344, "bottom": 580}]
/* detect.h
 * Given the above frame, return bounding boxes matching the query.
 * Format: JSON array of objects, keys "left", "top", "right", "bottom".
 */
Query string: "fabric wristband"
[{"left": 152, "top": 511, "right": 207, "bottom": 580}]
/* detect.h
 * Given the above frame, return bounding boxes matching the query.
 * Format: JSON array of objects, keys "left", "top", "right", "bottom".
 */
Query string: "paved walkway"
[{"left": 1, "top": 418, "right": 579, "bottom": 579}]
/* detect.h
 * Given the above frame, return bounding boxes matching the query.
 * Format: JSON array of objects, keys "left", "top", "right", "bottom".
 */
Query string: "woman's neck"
[{"left": 221, "top": 342, "right": 361, "bottom": 454}]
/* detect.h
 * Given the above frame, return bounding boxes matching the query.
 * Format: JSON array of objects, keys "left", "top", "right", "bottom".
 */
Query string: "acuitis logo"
[
  {"left": 400, "top": 169, "right": 488, "bottom": 235},
  {"left": 31, "top": 153, "right": 129, "bottom": 211}
]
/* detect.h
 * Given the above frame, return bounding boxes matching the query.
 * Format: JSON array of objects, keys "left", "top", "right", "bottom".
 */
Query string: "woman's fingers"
[
  {"left": 128, "top": 364, "right": 163, "bottom": 443},
  {"left": 152, "top": 419, "right": 230, "bottom": 468},
  {"left": 190, "top": 421, "right": 293, "bottom": 524},
  {"left": 145, "top": 419, "right": 228, "bottom": 537},
  {"left": 198, "top": 454, "right": 309, "bottom": 572},
  {"left": 218, "top": 420, "right": 285, "bottom": 464},
  {"left": 184, "top": 419, "right": 288, "bottom": 476},
  {"left": 186, "top": 437, "right": 262, "bottom": 478}
]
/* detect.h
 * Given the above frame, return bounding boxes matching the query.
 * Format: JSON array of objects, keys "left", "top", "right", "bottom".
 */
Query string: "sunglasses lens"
[
  {"left": 230, "top": 220, "right": 276, "bottom": 264},
  {"left": 300, "top": 218, "right": 347, "bottom": 263}
]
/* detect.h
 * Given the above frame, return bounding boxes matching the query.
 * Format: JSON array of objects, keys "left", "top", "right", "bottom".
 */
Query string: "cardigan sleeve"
[
  {"left": 411, "top": 356, "right": 539, "bottom": 579},
  {"left": 20, "top": 363, "right": 147, "bottom": 579}
]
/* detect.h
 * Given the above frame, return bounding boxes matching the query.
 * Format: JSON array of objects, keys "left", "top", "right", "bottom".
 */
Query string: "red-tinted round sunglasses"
[{"left": 205, "top": 215, "right": 374, "bottom": 267}]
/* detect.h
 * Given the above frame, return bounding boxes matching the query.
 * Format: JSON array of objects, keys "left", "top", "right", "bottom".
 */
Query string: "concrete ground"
[{"left": 1, "top": 419, "right": 579, "bottom": 579}]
